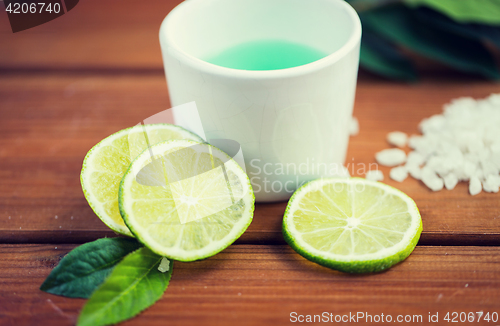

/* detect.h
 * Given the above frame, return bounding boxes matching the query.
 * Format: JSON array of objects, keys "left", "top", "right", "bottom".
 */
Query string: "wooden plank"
[
  {"left": 0, "top": 75, "right": 172, "bottom": 243},
  {"left": 0, "top": 0, "right": 181, "bottom": 70},
  {"left": 349, "top": 77, "right": 500, "bottom": 245},
  {"left": 0, "top": 0, "right": 477, "bottom": 75},
  {"left": 0, "top": 244, "right": 499, "bottom": 326},
  {"left": 1, "top": 75, "right": 499, "bottom": 244}
]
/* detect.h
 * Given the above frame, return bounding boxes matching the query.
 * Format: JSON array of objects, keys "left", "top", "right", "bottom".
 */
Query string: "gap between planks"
[{"left": 0, "top": 230, "right": 499, "bottom": 246}]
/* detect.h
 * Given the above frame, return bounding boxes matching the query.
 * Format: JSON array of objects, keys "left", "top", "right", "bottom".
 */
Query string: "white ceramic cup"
[{"left": 160, "top": 0, "right": 361, "bottom": 202}]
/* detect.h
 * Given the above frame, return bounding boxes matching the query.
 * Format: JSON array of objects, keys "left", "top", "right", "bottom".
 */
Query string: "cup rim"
[{"left": 160, "top": 0, "right": 361, "bottom": 80}]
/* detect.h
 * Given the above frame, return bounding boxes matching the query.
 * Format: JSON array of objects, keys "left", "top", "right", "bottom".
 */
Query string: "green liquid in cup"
[{"left": 205, "top": 39, "right": 327, "bottom": 71}]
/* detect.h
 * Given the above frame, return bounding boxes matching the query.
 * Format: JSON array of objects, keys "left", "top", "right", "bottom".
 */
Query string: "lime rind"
[
  {"left": 282, "top": 177, "right": 422, "bottom": 273},
  {"left": 119, "top": 139, "right": 255, "bottom": 262},
  {"left": 80, "top": 124, "right": 204, "bottom": 237}
]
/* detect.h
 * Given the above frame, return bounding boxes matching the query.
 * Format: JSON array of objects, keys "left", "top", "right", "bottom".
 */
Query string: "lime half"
[
  {"left": 119, "top": 140, "right": 254, "bottom": 261},
  {"left": 80, "top": 124, "right": 203, "bottom": 236},
  {"left": 283, "top": 178, "right": 422, "bottom": 273}
]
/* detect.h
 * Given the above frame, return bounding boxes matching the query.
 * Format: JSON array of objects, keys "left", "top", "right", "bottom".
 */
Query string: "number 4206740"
[
  {"left": 444, "top": 312, "right": 498, "bottom": 323},
  {"left": 5, "top": 2, "right": 61, "bottom": 14}
]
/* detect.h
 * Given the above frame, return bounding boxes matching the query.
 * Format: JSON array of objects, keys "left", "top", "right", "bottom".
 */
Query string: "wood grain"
[
  {"left": 0, "top": 244, "right": 499, "bottom": 326},
  {"left": 1, "top": 75, "right": 500, "bottom": 244},
  {"left": 0, "top": 0, "right": 181, "bottom": 70},
  {"left": 2, "top": 0, "right": 500, "bottom": 324},
  {"left": 0, "top": 0, "right": 490, "bottom": 76}
]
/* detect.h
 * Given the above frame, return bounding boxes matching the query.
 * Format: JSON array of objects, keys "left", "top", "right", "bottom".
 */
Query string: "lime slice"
[
  {"left": 80, "top": 124, "right": 203, "bottom": 236},
  {"left": 119, "top": 140, "right": 255, "bottom": 261},
  {"left": 283, "top": 178, "right": 422, "bottom": 273}
]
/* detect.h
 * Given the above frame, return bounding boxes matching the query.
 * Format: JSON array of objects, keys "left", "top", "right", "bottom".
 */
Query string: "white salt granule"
[
  {"left": 406, "top": 152, "right": 425, "bottom": 167},
  {"left": 421, "top": 167, "right": 444, "bottom": 191},
  {"left": 390, "top": 166, "right": 408, "bottom": 182},
  {"left": 349, "top": 117, "right": 359, "bottom": 136},
  {"left": 387, "top": 131, "right": 408, "bottom": 148},
  {"left": 462, "top": 161, "right": 476, "bottom": 180},
  {"left": 481, "top": 161, "right": 497, "bottom": 177},
  {"left": 469, "top": 177, "right": 482, "bottom": 196},
  {"left": 375, "top": 94, "right": 500, "bottom": 195},
  {"left": 365, "top": 170, "right": 384, "bottom": 182},
  {"left": 375, "top": 148, "right": 407, "bottom": 167},
  {"left": 443, "top": 173, "right": 458, "bottom": 190},
  {"left": 406, "top": 164, "right": 422, "bottom": 180},
  {"left": 158, "top": 257, "right": 170, "bottom": 273},
  {"left": 483, "top": 174, "right": 500, "bottom": 193},
  {"left": 492, "top": 151, "right": 500, "bottom": 169},
  {"left": 408, "top": 135, "right": 422, "bottom": 150}
]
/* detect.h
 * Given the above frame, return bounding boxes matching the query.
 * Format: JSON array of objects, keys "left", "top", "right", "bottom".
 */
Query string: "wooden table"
[{"left": 1, "top": 1, "right": 499, "bottom": 325}]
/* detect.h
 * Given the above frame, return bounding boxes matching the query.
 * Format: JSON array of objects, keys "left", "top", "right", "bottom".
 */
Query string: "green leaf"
[
  {"left": 414, "top": 8, "right": 500, "bottom": 49},
  {"left": 404, "top": 0, "right": 500, "bottom": 25},
  {"left": 347, "top": 0, "right": 391, "bottom": 12},
  {"left": 40, "top": 238, "right": 142, "bottom": 298},
  {"left": 360, "top": 5, "right": 500, "bottom": 79},
  {"left": 77, "top": 247, "right": 173, "bottom": 326},
  {"left": 360, "top": 29, "right": 417, "bottom": 81}
]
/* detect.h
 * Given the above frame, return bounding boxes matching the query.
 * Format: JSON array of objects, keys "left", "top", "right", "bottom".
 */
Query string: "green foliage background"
[{"left": 349, "top": 0, "right": 500, "bottom": 80}]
